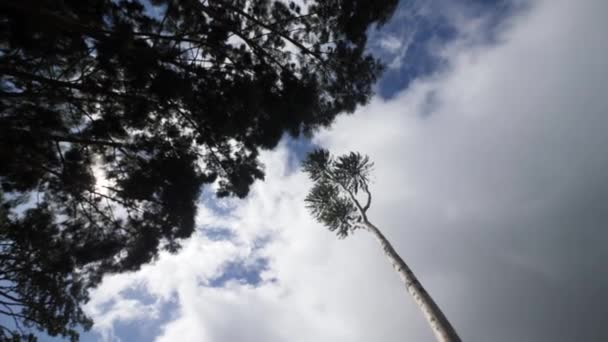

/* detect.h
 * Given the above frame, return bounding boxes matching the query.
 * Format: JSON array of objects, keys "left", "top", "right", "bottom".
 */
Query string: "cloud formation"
[{"left": 85, "top": 0, "right": 608, "bottom": 341}]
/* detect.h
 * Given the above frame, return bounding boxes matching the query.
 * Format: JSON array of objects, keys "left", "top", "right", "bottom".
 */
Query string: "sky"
[{"left": 54, "top": 0, "right": 608, "bottom": 341}]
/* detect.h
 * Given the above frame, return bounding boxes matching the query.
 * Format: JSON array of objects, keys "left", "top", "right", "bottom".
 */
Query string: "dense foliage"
[{"left": 0, "top": 0, "right": 398, "bottom": 339}]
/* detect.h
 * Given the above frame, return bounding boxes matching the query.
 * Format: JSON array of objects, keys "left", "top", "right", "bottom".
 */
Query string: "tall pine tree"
[{"left": 303, "top": 150, "right": 461, "bottom": 342}]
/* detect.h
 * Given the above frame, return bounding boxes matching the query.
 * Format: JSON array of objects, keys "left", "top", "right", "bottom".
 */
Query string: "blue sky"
[
  {"left": 37, "top": 0, "right": 608, "bottom": 341},
  {"left": 371, "top": 0, "right": 522, "bottom": 99}
]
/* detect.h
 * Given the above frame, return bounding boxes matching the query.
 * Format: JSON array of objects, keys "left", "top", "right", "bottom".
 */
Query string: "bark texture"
[{"left": 364, "top": 222, "right": 461, "bottom": 342}]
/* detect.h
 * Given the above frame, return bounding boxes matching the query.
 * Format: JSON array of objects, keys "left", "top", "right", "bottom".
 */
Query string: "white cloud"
[
  {"left": 379, "top": 34, "right": 406, "bottom": 53},
  {"left": 87, "top": 1, "right": 608, "bottom": 341},
  {"left": 383, "top": 31, "right": 416, "bottom": 70}
]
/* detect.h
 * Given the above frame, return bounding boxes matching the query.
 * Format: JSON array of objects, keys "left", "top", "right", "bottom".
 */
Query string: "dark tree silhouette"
[
  {"left": 303, "top": 150, "right": 461, "bottom": 342},
  {"left": 0, "top": 0, "right": 398, "bottom": 340}
]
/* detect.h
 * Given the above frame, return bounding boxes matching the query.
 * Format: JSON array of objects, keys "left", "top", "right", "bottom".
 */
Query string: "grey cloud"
[{"left": 319, "top": 0, "right": 608, "bottom": 340}]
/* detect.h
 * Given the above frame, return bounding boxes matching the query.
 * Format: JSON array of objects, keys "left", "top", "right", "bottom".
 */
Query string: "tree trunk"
[{"left": 364, "top": 222, "right": 461, "bottom": 342}]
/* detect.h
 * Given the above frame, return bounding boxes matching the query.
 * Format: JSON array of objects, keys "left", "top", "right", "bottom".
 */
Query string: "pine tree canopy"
[
  {"left": 0, "top": 0, "right": 398, "bottom": 340},
  {"left": 303, "top": 149, "right": 374, "bottom": 238}
]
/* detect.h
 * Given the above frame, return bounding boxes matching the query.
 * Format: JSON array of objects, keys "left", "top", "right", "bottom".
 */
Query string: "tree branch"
[
  {"left": 330, "top": 173, "right": 367, "bottom": 221},
  {"left": 362, "top": 183, "right": 372, "bottom": 213},
  {"left": 211, "top": 1, "right": 327, "bottom": 65}
]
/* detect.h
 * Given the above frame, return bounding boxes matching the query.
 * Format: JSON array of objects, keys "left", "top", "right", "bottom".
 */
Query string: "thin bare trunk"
[{"left": 364, "top": 221, "right": 461, "bottom": 342}]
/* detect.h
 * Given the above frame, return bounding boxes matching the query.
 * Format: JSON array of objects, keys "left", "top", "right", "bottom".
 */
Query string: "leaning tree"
[
  {"left": 303, "top": 149, "right": 461, "bottom": 342},
  {"left": 0, "top": 0, "right": 398, "bottom": 340}
]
